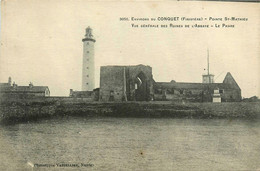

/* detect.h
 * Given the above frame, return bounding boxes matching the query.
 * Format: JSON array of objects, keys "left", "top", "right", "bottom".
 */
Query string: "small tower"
[
  {"left": 8, "top": 77, "right": 12, "bottom": 86},
  {"left": 202, "top": 49, "right": 214, "bottom": 83},
  {"left": 82, "top": 26, "right": 96, "bottom": 91}
]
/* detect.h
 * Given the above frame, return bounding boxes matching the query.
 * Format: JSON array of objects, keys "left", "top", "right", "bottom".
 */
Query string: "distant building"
[
  {"left": 242, "top": 96, "right": 259, "bottom": 102},
  {"left": 154, "top": 72, "right": 241, "bottom": 102},
  {"left": 69, "top": 88, "right": 99, "bottom": 101},
  {"left": 70, "top": 90, "right": 93, "bottom": 98},
  {"left": 0, "top": 77, "right": 50, "bottom": 98},
  {"left": 151, "top": 50, "right": 241, "bottom": 102},
  {"left": 98, "top": 65, "right": 241, "bottom": 102}
]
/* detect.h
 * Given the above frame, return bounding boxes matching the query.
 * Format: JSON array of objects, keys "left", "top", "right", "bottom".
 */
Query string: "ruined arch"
[{"left": 134, "top": 72, "right": 149, "bottom": 101}]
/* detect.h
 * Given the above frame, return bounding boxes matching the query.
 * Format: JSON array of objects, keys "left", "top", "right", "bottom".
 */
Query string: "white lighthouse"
[{"left": 82, "top": 27, "right": 96, "bottom": 91}]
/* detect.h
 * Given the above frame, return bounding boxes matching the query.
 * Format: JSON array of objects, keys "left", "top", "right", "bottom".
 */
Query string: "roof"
[
  {"left": 155, "top": 72, "right": 240, "bottom": 91},
  {"left": 223, "top": 72, "right": 240, "bottom": 90},
  {"left": 101, "top": 64, "right": 152, "bottom": 68},
  {"left": 0, "top": 86, "right": 49, "bottom": 93},
  {"left": 155, "top": 82, "right": 235, "bottom": 90}
]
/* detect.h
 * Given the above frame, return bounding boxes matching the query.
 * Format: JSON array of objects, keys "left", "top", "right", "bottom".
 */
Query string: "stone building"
[
  {"left": 69, "top": 88, "right": 99, "bottom": 101},
  {"left": 99, "top": 65, "right": 154, "bottom": 101},
  {"left": 154, "top": 72, "right": 241, "bottom": 102},
  {"left": 0, "top": 77, "right": 50, "bottom": 98},
  {"left": 98, "top": 64, "right": 241, "bottom": 102}
]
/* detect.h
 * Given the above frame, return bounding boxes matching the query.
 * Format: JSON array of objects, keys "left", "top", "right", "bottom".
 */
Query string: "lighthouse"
[{"left": 82, "top": 27, "right": 96, "bottom": 91}]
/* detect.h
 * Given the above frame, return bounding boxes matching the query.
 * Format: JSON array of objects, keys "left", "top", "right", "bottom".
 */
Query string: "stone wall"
[
  {"left": 0, "top": 100, "right": 259, "bottom": 123},
  {"left": 99, "top": 66, "right": 125, "bottom": 101},
  {"left": 99, "top": 65, "right": 154, "bottom": 101},
  {"left": 0, "top": 92, "right": 46, "bottom": 99},
  {"left": 0, "top": 96, "right": 94, "bottom": 104},
  {"left": 154, "top": 82, "right": 241, "bottom": 102},
  {"left": 220, "top": 89, "right": 241, "bottom": 102}
]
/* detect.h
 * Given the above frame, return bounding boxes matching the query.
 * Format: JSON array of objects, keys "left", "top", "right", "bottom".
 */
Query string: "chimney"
[
  {"left": 8, "top": 77, "right": 12, "bottom": 86},
  {"left": 13, "top": 82, "right": 17, "bottom": 88},
  {"left": 70, "top": 89, "right": 73, "bottom": 96},
  {"left": 29, "top": 82, "right": 33, "bottom": 88}
]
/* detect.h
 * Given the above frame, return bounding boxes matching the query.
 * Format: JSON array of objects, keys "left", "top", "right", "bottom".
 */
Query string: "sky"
[{"left": 0, "top": 0, "right": 259, "bottom": 97}]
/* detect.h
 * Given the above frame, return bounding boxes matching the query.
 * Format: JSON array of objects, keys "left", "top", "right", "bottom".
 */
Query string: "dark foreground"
[
  {"left": 0, "top": 100, "right": 259, "bottom": 124},
  {"left": 0, "top": 117, "right": 259, "bottom": 170}
]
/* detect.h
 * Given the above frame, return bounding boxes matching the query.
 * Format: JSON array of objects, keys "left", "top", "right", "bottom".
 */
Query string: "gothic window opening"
[{"left": 134, "top": 72, "right": 149, "bottom": 101}]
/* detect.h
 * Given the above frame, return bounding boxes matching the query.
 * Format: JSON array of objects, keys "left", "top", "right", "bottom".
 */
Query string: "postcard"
[{"left": 0, "top": 0, "right": 259, "bottom": 170}]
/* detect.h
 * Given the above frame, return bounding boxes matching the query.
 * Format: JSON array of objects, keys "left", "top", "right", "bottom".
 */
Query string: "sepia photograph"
[{"left": 0, "top": 0, "right": 259, "bottom": 170}]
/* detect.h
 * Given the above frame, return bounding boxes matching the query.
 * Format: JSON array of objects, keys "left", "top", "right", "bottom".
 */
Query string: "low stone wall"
[
  {"left": 0, "top": 96, "right": 94, "bottom": 103},
  {"left": 187, "top": 102, "right": 260, "bottom": 118},
  {"left": 0, "top": 101, "right": 57, "bottom": 122},
  {"left": 0, "top": 100, "right": 259, "bottom": 123}
]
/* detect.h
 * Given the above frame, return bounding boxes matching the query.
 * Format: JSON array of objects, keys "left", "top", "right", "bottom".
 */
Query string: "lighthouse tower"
[{"left": 82, "top": 27, "right": 96, "bottom": 91}]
